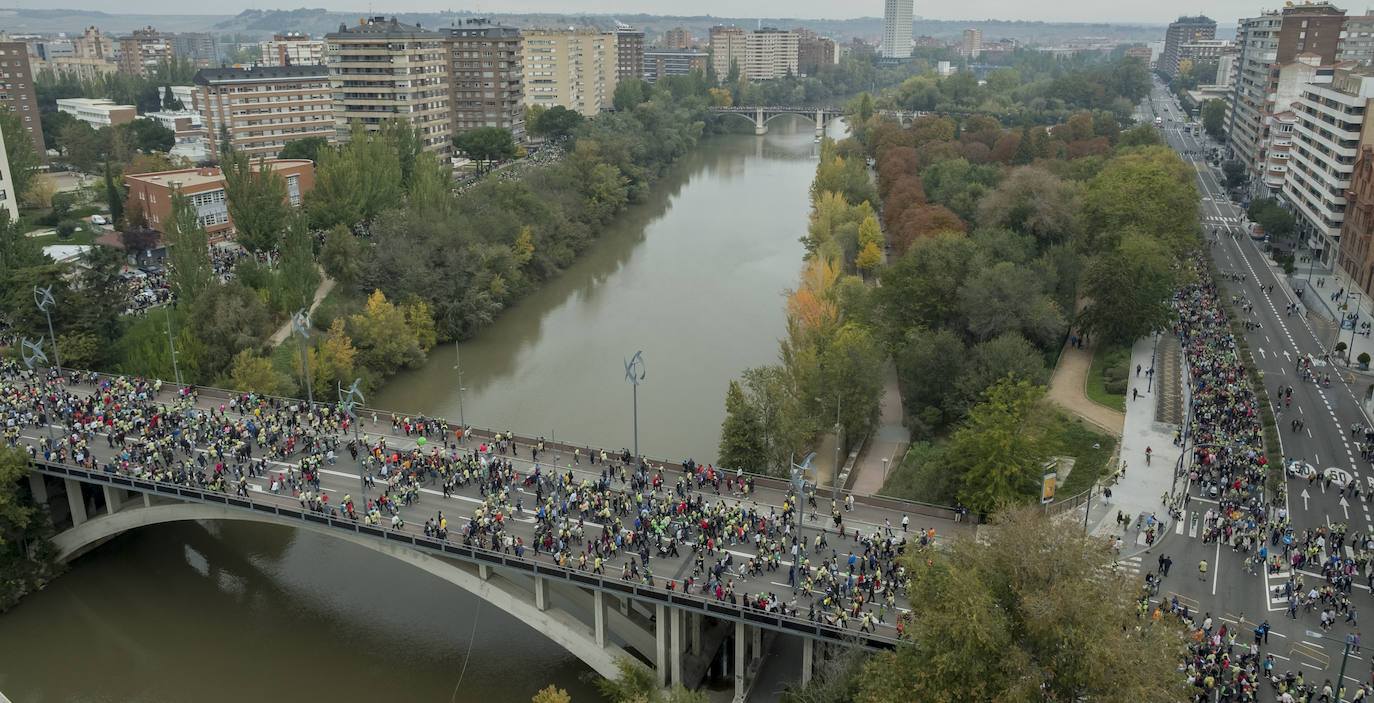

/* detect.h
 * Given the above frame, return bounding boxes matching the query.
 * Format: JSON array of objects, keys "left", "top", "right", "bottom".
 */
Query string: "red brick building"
[{"left": 124, "top": 159, "right": 314, "bottom": 242}]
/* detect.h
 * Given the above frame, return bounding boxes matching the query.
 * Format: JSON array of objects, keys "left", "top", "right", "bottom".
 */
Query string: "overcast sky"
[{"left": 6, "top": 1, "right": 1269, "bottom": 25}]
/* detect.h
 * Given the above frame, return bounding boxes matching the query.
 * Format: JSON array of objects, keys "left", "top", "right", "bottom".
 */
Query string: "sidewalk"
[
  {"left": 1045, "top": 339, "right": 1125, "bottom": 436},
  {"left": 849, "top": 360, "right": 909, "bottom": 496},
  {"left": 1290, "top": 259, "right": 1374, "bottom": 365},
  {"left": 1076, "top": 336, "right": 1184, "bottom": 554}
]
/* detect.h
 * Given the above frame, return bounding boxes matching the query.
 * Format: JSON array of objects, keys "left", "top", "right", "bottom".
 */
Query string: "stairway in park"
[{"left": 1153, "top": 340, "right": 1184, "bottom": 426}]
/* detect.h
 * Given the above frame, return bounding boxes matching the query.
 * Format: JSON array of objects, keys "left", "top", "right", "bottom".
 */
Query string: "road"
[
  {"left": 16, "top": 372, "right": 948, "bottom": 643},
  {"left": 1146, "top": 79, "right": 1374, "bottom": 693}
]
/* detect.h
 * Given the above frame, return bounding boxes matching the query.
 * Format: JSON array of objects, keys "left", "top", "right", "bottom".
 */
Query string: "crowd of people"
[{"left": 1, "top": 361, "right": 914, "bottom": 638}]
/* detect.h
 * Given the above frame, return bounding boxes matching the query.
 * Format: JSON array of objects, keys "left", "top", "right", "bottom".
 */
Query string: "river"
[{"left": 0, "top": 115, "right": 833, "bottom": 701}]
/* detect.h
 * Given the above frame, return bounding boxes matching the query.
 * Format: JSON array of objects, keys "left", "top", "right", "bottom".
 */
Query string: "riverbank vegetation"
[{"left": 0, "top": 450, "right": 63, "bottom": 613}]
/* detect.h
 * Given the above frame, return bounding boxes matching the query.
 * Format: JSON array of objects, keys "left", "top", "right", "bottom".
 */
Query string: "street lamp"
[
  {"left": 1305, "top": 629, "right": 1356, "bottom": 701},
  {"left": 292, "top": 308, "right": 314, "bottom": 410},
  {"left": 164, "top": 303, "right": 182, "bottom": 392},
  {"left": 339, "top": 379, "right": 367, "bottom": 505},
  {"left": 624, "top": 350, "right": 646, "bottom": 462},
  {"left": 789, "top": 451, "right": 817, "bottom": 595},
  {"left": 453, "top": 343, "right": 466, "bottom": 444},
  {"left": 20, "top": 336, "right": 54, "bottom": 445},
  {"left": 32, "top": 285, "right": 62, "bottom": 382},
  {"left": 830, "top": 396, "right": 841, "bottom": 498}
]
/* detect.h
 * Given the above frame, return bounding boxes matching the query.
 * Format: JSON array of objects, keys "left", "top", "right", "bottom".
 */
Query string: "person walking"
[{"left": 1199, "top": 559, "right": 1208, "bottom": 581}]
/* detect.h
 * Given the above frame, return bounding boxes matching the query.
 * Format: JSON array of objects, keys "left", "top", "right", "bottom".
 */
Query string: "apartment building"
[
  {"left": 326, "top": 17, "right": 451, "bottom": 154},
  {"left": 259, "top": 33, "right": 326, "bottom": 67},
  {"left": 0, "top": 126, "right": 18, "bottom": 221},
  {"left": 521, "top": 28, "right": 618, "bottom": 117},
  {"left": 0, "top": 42, "right": 45, "bottom": 157},
  {"left": 72, "top": 26, "right": 114, "bottom": 60},
  {"left": 1230, "top": 2, "right": 1347, "bottom": 191},
  {"left": 445, "top": 20, "right": 524, "bottom": 139},
  {"left": 795, "top": 30, "right": 837, "bottom": 76},
  {"left": 173, "top": 33, "right": 218, "bottom": 68},
  {"left": 56, "top": 97, "right": 137, "bottom": 127},
  {"left": 119, "top": 27, "right": 174, "bottom": 77},
  {"left": 124, "top": 160, "right": 314, "bottom": 241},
  {"left": 661, "top": 27, "right": 691, "bottom": 50},
  {"left": 615, "top": 24, "right": 645, "bottom": 81},
  {"left": 1161, "top": 16, "right": 1216, "bottom": 78},
  {"left": 1255, "top": 57, "right": 1330, "bottom": 196},
  {"left": 643, "top": 50, "right": 708, "bottom": 83},
  {"left": 195, "top": 65, "right": 334, "bottom": 160},
  {"left": 961, "top": 29, "right": 983, "bottom": 58},
  {"left": 1284, "top": 66, "right": 1374, "bottom": 262},
  {"left": 1340, "top": 145, "right": 1374, "bottom": 295},
  {"left": 881, "top": 0, "right": 913, "bottom": 59},
  {"left": 709, "top": 26, "right": 799, "bottom": 80}
]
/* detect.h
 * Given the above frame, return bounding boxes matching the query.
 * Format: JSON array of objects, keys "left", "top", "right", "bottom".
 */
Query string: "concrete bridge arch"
[{"left": 50, "top": 501, "right": 634, "bottom": 680}]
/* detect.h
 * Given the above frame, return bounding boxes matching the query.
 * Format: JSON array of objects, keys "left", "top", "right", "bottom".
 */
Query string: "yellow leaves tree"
[
  {"left": 856, "top": 241, "right": 883, "bottom": 274},
  {"left": 348, "top": 289, "right": 424, "bottom": 373},
  {"left": 787, "top": 257, "right": 841, "bottom": 332},
  {"left": 709, "top": 87, "right": 733, "bottom": 107},
  {"left": 858, "top": 214, "right": 882, "bottom": 249},
  {"left": 229, "top": 349, "right": 293, "bottom": 396},
  {"left": 512, "top": 226, "right": 535, "bottom": 268},
  {"left": 531, "top": 685, "right": 571, "bottom": 703},
  {"left": 403, "top": 296, "right": 438, "bottom": 352},
  {"left": 303, "top": 319, "right": 359, "bottom": 392}
]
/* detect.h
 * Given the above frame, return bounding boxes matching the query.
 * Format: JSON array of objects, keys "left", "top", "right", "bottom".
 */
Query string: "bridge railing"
[
  {"left": 34, "top": 459, "right": 902, "bottom": 650},
  {"left": 51, "top": 368, "right": 969, "bottom": 525}
]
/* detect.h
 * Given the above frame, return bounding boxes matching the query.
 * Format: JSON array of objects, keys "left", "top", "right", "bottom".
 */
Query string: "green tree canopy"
[
  {"left": 221, "top": 150, "right": 290, "bottom": 253},
  {"left": 1079, "top": 232, "right": 1182, "bottom": 346},
  {"left": 453, "top": 127, "right": 516, "bottom": 175}
]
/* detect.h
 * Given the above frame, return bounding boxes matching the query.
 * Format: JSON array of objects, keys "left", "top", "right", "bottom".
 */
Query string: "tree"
[
  {"left": 104, "top": 161, "right": 123, "bottom": 225},
  {"left": 895, "top": 327, "right": 966, "bottom": 432},
  {"left": 855, "top": 241, "right": 883, "bottom": 275},
  {"left": 221, "top": 150, "right": 290, "bottom": 253},
  {"left": 719, "top": 380, "right": 768, "bottom": 473},
  {"left": 1011, "top": 128, "right": 1034, "bottom": 165},
  {"left": 0, "top": 106, "right": 39, "bottom": 199},
  {"left": 307, "top": 144, "right": 362, "bottom": 228},
  {"left": 597, "top": 657, "right": 705, "bottom": 703},
  {"left": 855, "top": 505, "right": 1188, "bottom": 702},
  {"left": 189, "top": 280, "right": 273, "bottom": 378},
  {"left": 533, "top": 106, "right": 584, "bottom": 141},
  {"left": 453, "top": 126, "right": 516, "bottom": 175},
  {"left": 819, "top": 322, "right": 885, "bottom": 443},
  {"left": 946, "top": 378, "right": 1046, "bottom": 512},
  {"left": 1082, "top": 147, "right": 1198, "bottom": 255},
  {"left": 120, "top": 119, "right": 174, "bottom": 153},
  {"left": 347, "top": 289, "right": 424, "bottom": 373},
  {"left": 1202, "top": 98, "right": 1227, "bottom": 140},
  {"left": 320, "top": 224, "right": 366, "bottom": 288},
  {"left": 0, "top": 449, "right": 36, "bottom": 550},
  {"left": 227, "top": 349, "right": 293, "bottom": 396},
  {"left": 1249, "top": 197, "right": 1295, "bottom": 239},
  {"left": 1080, "top": 233, "right": 1180, "bottom": 346},
  {"left": 613, "top": 78, "right": 651, "bottom": 112},
  {"left": 1222, "top": 160, "right": 1247, "bottom": 190},
  {"left": 531, "top": 686, "right": 571, "bottom": 703},
  {"left": 165, "top": 189, "right": 214, "bottom": 308},
  {"left": 161, "top": 84, "right": 183, "bottom": 110},
  {"left": 22, "top": 173, "right": 56, "bottom": 210},
  {"left": 975, "top": 166, "right": 1082, "bottom": 248},
  {"left": 277, "top": 136, "right": 328, "bottom": 162},
  {"left": 273, "top": 212, "right": 319, "bottom": 314}
]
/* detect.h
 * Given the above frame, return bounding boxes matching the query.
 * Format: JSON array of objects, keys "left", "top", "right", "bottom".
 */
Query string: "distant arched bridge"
[{"left": 709, "top": 106, "right": 922, "bottom": 135}]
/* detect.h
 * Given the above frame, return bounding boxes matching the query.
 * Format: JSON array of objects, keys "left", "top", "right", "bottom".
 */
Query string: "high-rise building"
[
  {"left": 119, "top": 27, "right": 174, "bottom": 77},
  {"left": 881, "top": 0, "right": 914, "bottom": 59},
  {"left": 961, "top": 29, "right": 983, "bottom": 58},
  {"left": 1341, "top": 15, "right": 1374, "bottom": 65},
  {"left": 259, "top": 33, "right": 326, "bottom": 67},
  {"left": 195, "top": 65, "right": 334, "bottom": 160},
  {"left": 1230, "top": 2, "right": 1347, "bottom": 190},
  {"left": 1286, "top": 66, "right": 1374, "bottom": 262},
  {"left": 662, "top": 27, "right": 691, "bottom": 50},
  {"left": 795, "top": 30, "right": 837, "bottom": 76},
  {"left": 172, "top": 33, "right": 219, "bottom": 68},
  {"left": 1161, "top": 16, "right": 1216, "bottom": 78},
  {"left": 520, "top": 28, "right": 618, "bottom": 116},
  {"left": 445, "top": 20, "right": 524, "bottom": 140},
  {"left": 0, "top": 42, "right": 45, "bottom": 158},
  {"left": 72, "top": 27, "right": 114, "bottom": 60},
  {"left": 0, "top": 126, "right": 18, "bottom": 221},
  {"left": 709, "top": 26, "right": 799, "bottom": 80},
  {"left": 614, "top": 24, "right": 645, "bottom": 81},
  {"left": 643, "top": 50, "right": 708, "bottom": 83},
  {"left": 326, "top": 17, "right": 451, "bottom": 155}
]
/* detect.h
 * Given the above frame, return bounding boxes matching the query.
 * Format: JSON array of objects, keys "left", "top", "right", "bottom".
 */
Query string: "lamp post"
[
  {"left": 624, "top": 351, "right": 646, "bottom": 462},
  {"left": 20, "top": 336, "right": 53, "bottom": 445},
  {"left": 1305, "top": 629, "right": 1354, "bottom": 702},
  {"left": 454, "top": 343, "right": 466, "bottom": 443},
  {"left": 164, "top": 303, "right": 182, "bottom": 392},
  {"left": 831, "top": 396, "right": 841, "bottom": 498},
  {"left": 1346, "top": 291, "right": 1361, "bottom": 366},
  {"left": 789, "top": 451, "right": 817, "bottom": 595},
  {"left": 292, "top": 308, "right": 314, "bottom": 410},
  {"left": 32, "top": 285, "right": 61, "bottom": 382},
  {"left": 339, "top": 379, "right": 367, "bottom": 504}
]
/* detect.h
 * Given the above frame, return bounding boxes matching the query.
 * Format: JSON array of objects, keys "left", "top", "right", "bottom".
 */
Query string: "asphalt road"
[{"left": 1144, "top": 80, "right": 1374, "bottom": 691}]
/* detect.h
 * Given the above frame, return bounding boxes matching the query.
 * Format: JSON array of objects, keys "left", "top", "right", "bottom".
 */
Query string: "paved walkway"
[
  {"left": 268, "top": 269, "right": 336, "bottom": 346},
  {"left": 849, "top": 360, "right": 908, "bottom": 496},
  {"left": 1045, "top": 340, "right": 1125, "bottom": 437}
]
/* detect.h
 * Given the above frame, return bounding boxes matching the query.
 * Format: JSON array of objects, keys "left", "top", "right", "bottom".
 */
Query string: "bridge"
[
  {"left": 709, "top": 106, "right": 921, "bottom": 136},
  {"left": 12, "top": 371, "right": 962, "bottom": 699}
]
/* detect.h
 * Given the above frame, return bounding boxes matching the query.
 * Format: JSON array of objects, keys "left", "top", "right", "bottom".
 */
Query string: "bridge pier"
[
  {"left": 816, "top": 109, "right": 825, "bottom": 138},
  {"left": 102, "top": 486, "right": 121, "bottom": 515},
  {"left": 655, "top": 603, "right": 669, "bottom": 687},
  {"left": 593, "top": 589, "right": 607, "bottom": 647},
  {"left": 734, "top": 620, "right": 746, "bottom": 700},
  {"left": 65, "top": 478, "right": 87, "bottom": 527},
  {"left": 754, "top": 107, "right": 767, "bottom": 136},
  {"left": 534, "top": 574, "right": 549, "bottom": 610},
  {"left": 670, "top": 606, "right": 684, "bottom": 686},
  {"left": 802, "top": 637, "right": 814, "bottom": 685},
  {"left": 28, "top": 472, "right": 48, "bottom": 504}
]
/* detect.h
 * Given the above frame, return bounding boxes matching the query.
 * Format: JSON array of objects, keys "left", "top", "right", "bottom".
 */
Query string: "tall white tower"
[{"left": 882, "top": 0, "right": 913, "bottom": 59}]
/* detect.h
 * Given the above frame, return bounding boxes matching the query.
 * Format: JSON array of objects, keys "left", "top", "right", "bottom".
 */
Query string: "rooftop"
[
  {"left": 194, "top": 65, "right": 328, "bottom": 85},
  {"left": 125, "top": 160, "right": 312, "bottom": 191},
  {"left": 328, "top": 16, "right": 443, "bottom": 39}
]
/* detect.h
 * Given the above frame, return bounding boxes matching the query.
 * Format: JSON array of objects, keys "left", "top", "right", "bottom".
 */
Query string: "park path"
[
  {"left": 848, "top": 360, "right": 910, "bottom": 496},
  {"left": 268, "top": 269, "right": 336, "bottom": 346},
  {"left": 1045, "top": 340, "right": 1125, "bottom": 437}
]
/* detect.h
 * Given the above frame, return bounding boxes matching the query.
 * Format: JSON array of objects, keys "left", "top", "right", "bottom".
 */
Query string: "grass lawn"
[
  {"left": 1048, "top": 412, "right": 1118, "bottom": 497},
  {"left": 1084, "top": 343, "right": 1129, "bottom": 412},
  {"left": 27, "top": 229, "right": 100, "bottom": 247}
]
